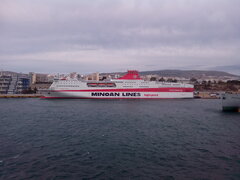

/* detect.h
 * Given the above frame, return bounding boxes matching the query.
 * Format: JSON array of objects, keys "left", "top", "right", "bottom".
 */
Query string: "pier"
[
  {"left": 194, "top": 92, "right": 220, "bottom": 99},
  {"left": 0, "top": 94, "right": 42, "bottom": 98}
]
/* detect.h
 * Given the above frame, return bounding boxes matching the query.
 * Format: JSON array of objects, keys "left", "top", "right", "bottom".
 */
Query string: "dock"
[
  {"left": 194, "top": 92, "right": 220, "bottom": 99},
  {"left": 0, "top": 94, "right": 42, "bottom": 98}
]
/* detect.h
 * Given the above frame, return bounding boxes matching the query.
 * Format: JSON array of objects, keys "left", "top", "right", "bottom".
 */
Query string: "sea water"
[{"left": 0, "top": 99, "right": 239, "bottom": 179}]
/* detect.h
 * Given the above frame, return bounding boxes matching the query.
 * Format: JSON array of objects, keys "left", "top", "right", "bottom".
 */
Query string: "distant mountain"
[
  {"left": 139, "top": 70, "right": 239, "bottom": 78},
  {"left": 101, "top": 70, "right": 240, "bottom": 79}
]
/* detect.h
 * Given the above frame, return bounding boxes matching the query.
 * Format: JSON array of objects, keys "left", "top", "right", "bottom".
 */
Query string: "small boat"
[{"left": 222, "top": 93, "right": 240, "bottom": 112}]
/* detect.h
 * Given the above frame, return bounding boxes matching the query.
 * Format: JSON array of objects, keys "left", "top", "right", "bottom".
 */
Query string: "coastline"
[
  {"left": 0, "top": 92, "right": 221, "bottom": 99},
  {"left": 0, "top": 94, "right": 42, "bottom": 98}
]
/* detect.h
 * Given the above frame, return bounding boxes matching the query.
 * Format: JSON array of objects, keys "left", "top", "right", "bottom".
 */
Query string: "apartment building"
[
  {"left": 0, "top": 72, "right": 30, "bottom": 94},
  {"left": 0, "top": 75, "right": 11, "bottom": 94}
]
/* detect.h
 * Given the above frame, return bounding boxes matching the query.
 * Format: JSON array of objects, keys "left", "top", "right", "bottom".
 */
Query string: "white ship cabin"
[{"left": 51, "top": 70, "right": 193, "bottom": 89}]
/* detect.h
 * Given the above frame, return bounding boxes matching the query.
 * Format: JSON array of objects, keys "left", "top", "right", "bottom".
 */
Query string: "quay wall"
[{"left": 0, "top": 94, "right": 42, "bottom": 98}]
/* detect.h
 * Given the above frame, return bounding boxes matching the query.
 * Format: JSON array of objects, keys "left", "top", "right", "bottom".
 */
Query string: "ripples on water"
[{"left": 0, "top": 99, "right": 239, "bottom": 180}]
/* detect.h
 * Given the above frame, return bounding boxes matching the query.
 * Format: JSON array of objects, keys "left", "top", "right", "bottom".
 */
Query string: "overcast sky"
[{"left": 0, "top": 0, "right": 240, "bottom": 74}]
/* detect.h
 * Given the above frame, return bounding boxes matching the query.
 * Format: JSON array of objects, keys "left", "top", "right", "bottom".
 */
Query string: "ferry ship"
[{"left": 42, "top": 70, "right": 194, "bottom": 99}]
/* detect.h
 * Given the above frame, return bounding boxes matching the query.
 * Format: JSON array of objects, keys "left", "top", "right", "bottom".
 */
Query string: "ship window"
[
  {"left": 87, "top": 82, "right": 116, "bottom": 87},
  {"left": 123, "top": 86, "right": 133, "bottom": 87}
]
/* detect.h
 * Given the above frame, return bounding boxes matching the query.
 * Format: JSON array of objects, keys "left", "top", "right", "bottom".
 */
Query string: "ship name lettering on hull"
[{"left": 91, "top": 92, "right": 141, "bottom": 97}]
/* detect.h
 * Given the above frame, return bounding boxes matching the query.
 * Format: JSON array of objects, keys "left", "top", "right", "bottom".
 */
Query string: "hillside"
[
  {"left": 101, "top": 70, "right": 239, "bottom": 79},
  {"left": 139, "top": 70, "right": 239, "bottom": 78}
]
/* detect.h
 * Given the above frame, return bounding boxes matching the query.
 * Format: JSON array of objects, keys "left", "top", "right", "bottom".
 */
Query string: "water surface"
[{"left": 0, "top": 99, "right": 239, "bottom": 179}]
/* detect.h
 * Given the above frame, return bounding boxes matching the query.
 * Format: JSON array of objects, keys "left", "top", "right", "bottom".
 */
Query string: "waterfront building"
[
  {"left": 16, "top": 76, "right": 30, "bottom": 93},
  {"left": 28, "top": 73, "right": 53, "bottom": 92},
  {"left": 69, "top": 72, "right": 78, "bottom": 79},
  {"left": 30, "top": 82, "right": 52, "bottom": 93},
  {"left": 7, "top": 74, "right": 30, "bottom": 94},
  {"left": 84, "top": 72, "right": 100, "bottom": 81},
  {"left": 30, "top": 73, "right": 49, "bottom": 84},
  {"left": 0, "top": 75, "right": 11, "bottom": 94},
  {"left": 0, "top": 73, "right": 30, "bottom": 94}
]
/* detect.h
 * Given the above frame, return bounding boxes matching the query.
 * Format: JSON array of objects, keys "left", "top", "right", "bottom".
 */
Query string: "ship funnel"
[{"left": 118, "top": 70, "right": 142, "bottom": 80}]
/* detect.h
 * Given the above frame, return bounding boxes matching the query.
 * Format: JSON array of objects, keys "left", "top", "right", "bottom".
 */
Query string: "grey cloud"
[{"left": 0, "top": 0, "right": 240, "bottom": 74}]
